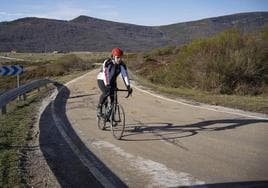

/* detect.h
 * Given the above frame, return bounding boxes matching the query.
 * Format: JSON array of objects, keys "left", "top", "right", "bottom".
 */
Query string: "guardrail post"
[
  {"left": 0, "top": 79, "right": 55, "bottom": 116},
  {"left": 23, "top": 93, "right": 27, "bottom": 101},
  {"left": 2, "top": 105, "right": 7, "bottom": 115}
]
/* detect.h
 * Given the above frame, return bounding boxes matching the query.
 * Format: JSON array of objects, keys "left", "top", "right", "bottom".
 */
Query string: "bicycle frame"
[
  {"left": 112, "top": 88, "right": 129, "bottom": 106},
  {"left": 97, "top": 88, "right": 129, "bottom": 139}
]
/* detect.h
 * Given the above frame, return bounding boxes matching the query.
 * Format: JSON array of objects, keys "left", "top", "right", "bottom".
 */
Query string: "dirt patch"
[{"left": 22, "top": 90, "right": 60, "bottom": 187}]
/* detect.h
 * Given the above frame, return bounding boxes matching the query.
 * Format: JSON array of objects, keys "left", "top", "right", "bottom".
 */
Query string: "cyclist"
[{"left": 97, "top": 47, "right": 133, "bottom": 117}]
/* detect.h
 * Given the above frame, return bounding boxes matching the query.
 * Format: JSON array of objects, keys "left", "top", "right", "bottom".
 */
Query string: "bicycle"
[{"left": 97, "top": 88, "right": 131, "bottom": 140}]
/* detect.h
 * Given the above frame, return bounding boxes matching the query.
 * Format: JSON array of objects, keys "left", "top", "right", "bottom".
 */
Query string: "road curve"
[{"left": 43, "top": 69, "right": 268, "bottom": 187}]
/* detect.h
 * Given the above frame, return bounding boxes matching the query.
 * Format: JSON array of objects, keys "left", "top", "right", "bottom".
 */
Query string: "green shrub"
[
  {"left": 0, "top": 54, "right": 96, "bottom": 92},
  {"left": 134, "top": 29, "right": 268, "bottom": 96}
]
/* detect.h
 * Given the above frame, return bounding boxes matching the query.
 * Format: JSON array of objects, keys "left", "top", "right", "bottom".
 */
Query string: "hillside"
[
  {"left": 129, "top": 28, "right": 268, "bottom": 96},
  {"left": 0, "top": 12, "right": 267, "bottom": 52},
  {"left": 159, "top": 12, "right": 268, "bottom": 44}
]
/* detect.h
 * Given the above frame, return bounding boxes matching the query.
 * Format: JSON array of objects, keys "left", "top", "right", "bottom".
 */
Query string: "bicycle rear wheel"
[{"left": 111, "top": 104, "right": 125, "bottom": 140}]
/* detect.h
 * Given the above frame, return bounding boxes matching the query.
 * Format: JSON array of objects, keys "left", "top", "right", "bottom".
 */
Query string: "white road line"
[
  {"left": 64, "top": 70, "right": 268, "bottom": 120},
  {"left": 92, "top": 140, "right": 206, "bottom": 187},
  {"left": 44, "top": 70, "right": 267, "bottom": 187},
  {"left": 63, "top": 71, "right": 206, "bottom": 187},
  {"left": 51, "top": 100, "right": 116, "bottom": 188},
  {"left": 48, "top": 70, "right": 117, "bottom": 188},
  {"left": 133, "top": 85, "right": 268, "bottom": 120},
  {"left": 66, "top": 70, "right": 268, "bottom": 120}
]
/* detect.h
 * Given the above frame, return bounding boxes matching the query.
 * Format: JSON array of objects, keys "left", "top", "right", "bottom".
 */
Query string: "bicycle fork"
[{"left": 112, "top": 105, "right": 121, "bottom": 122}]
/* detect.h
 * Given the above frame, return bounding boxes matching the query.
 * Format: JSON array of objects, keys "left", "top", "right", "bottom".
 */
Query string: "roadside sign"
[
  {"left": 0, "top": 65, "right": 24, "bottom": 91},
  {"left": 0, "top": 65, "right": 24, "bottom": 76}
]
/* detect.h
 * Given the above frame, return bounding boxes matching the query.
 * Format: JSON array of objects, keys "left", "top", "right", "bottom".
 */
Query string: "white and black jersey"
[{"left": 97, "top": 58, "right": 130, "bottom": 87}]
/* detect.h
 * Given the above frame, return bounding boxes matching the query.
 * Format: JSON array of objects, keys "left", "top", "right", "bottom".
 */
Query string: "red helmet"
[{"left": 112, "top": 48, "right": 123, "bottom": 57}]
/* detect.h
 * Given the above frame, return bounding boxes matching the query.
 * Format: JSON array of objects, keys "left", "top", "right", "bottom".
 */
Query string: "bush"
[
  {"left": 53, "top": 54, "right": 92, "bottom": 71},
  {"left": 134, "top": 29, "right": 268, "bottom": 96},
  {"left": 0, "top": 54, "right": 96, "bottom": 92}
]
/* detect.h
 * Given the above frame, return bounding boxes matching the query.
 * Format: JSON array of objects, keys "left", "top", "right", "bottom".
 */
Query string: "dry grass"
[{"left": 131, "top": 72, "right": 268, "bottom": 114}]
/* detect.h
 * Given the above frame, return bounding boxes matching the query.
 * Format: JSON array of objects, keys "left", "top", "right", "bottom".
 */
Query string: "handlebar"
[{"left": 115, "top": 88, "right": 132, "bottom": 98}]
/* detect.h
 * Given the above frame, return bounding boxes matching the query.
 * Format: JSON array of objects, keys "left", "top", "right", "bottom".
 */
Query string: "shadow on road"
[
  {"left": 69, "top": 93, "right": 96, "bottom": 99},
  {"left": 39, "top": 84, "right": 127, "bottom": 188},
  {"left": 122, "top": 118, "right": 268, "bottom": 142},
  {"left": 181, "top": 180, "right": 268, "bottom": 188}
]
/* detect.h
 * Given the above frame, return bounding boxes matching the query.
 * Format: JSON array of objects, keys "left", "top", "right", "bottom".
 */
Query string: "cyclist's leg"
[
  {"left": 109, "top": 82, "right": 117, "bottom": 121},
  {"left": 97, "top": 80, "right": 109, "bottom": 116},
  {"left": 109, "top": 82, "right": 117, "bottom": 104}
]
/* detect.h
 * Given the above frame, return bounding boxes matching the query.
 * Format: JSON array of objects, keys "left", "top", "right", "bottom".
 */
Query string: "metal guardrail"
[{"left": 0, "top": 79, "right": 58, "bottom": 114}]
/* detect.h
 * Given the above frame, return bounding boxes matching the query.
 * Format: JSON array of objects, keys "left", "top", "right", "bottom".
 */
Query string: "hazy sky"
[{"left": 0, "top": 0, "right": 268, "bottom": 26}]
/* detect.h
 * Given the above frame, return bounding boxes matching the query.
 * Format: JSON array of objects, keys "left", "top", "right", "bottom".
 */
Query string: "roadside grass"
[
  {"left": 131, "top": 73, "right": 268, "bottom": 114},
  {"left": 0, "top": 52, "right": 110, "bottom": 63},
  {"left": 52, "top": 69, "right": 90, "bottom": 83},
  {"left": 0, "top": 52, "right": 103, "bottom": 92},
  {"left": 0, "top": 52, "right": 104, "bottom": 187},
  {"left": 128, "top": 28, "right": 268, "bottom": 115},
  {"left": 0, "top": 69, "right": 92, "bottom": 187},
  {"left": 0, "top": 52, "right": 64, "bottom": 63},
  {"left": 71, "top": 51, "right": 110, "bottom": 62},
  {"left": 0, "top": 87, "right": 53, "bottom": 187}
]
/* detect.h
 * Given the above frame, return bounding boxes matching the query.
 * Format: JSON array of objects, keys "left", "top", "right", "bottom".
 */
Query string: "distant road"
[
  {"left": 40, "top": 69, "right": 268, "bottom": 187},
  {"left": 0, "top": 56, "right": 25, "bottom": 62}
]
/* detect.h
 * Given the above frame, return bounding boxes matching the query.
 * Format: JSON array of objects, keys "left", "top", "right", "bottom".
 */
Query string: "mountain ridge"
[{"left": 0, "top": 11, "right": 267, "bottom": 52}]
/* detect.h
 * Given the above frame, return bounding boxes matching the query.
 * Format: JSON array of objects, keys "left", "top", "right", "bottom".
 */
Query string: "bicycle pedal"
[{"left": 113, "top": 120, "right": 121, "bottom": 123}]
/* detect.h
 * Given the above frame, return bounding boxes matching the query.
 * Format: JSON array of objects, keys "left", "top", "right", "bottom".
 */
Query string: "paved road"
[
  {"left": 44, "top": 69, "right": 268, "bottom": 187},
  {"left": 0, "top": 55, "right": 25, "bottom": 62}
]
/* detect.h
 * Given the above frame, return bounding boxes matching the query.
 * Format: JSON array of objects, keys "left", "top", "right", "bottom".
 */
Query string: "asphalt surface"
[{"left": 40, "top": 69, "right": 268, "bottom": 188}]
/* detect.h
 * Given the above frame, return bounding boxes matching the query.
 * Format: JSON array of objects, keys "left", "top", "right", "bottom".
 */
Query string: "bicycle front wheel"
[
  {"left": 111, "top": 104, "right": 125, "bottom": 140},
  {"left": 97, "top": 115, "right": 106, "bottom": 130}
]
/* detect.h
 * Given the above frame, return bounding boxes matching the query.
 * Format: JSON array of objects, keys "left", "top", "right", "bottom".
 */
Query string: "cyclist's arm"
[
  {"left": 120, "top": 64, "right": 130, "bottom": 87},
  {"left": 103, "top": 59, "right": 110, "bottom": 86}
]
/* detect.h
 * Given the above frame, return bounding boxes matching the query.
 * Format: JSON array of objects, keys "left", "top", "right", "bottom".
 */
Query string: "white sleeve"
[
  {"left": 120, "top": 65, "right": 130, "bottom": 86},
  {"left": 103, "top": 60, "right": 110, "bottom": 85}
]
